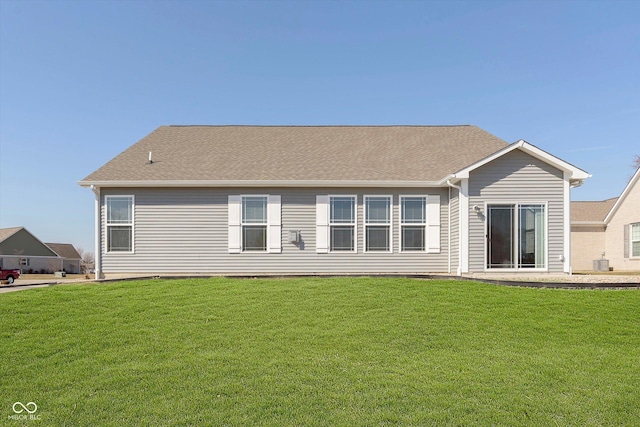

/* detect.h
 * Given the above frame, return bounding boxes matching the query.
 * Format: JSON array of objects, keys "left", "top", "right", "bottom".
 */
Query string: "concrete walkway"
[
  {"left": 463, "top": 273, "right": 640, "bottom": 284},
  {"left": 0, "top": 277, "right": 91, "bottom": 293},
  {"left": 0, "top": 283, "right": 51, "bottom": 293}
]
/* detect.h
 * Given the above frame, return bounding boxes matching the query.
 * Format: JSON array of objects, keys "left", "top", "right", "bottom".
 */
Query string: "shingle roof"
[
  {"left": 80, "top": 125, "right": 509, "bottom": 184},
  {"left": 0, "top": 227, "right": 23, "bottom": 244},
  {"left": 571, "top": 198, "right": 618, "bottom": 222},
  {"left": 45, "top": 243, "right": 81, "bottom": 260}
]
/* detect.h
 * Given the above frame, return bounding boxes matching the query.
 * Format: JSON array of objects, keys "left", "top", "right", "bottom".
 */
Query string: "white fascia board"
[
  {"left": 452, "top": 140, "right": 591, "bottom": 181},
  {"left": 603, "top": 167, "right": 640, "bottom": 225},
  {"left": 78, "top": 179, "right": 446, "bottom": 188}
]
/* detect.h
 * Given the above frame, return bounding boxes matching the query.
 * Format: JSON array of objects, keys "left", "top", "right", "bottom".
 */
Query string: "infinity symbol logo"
[{"left": 12, "top": 402, "right": 38, "bottom": 414}]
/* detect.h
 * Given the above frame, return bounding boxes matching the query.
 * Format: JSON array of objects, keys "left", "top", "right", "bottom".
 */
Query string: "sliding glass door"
[
  {"left": 487, "top": 205, "right": 514, "bottom": 269},
  {"left": 487, "top": 204, "right": 546, "bottom": 270}
]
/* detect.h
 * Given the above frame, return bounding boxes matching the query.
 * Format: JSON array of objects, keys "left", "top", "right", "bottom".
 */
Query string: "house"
[
  {"left": 0, "top": 227, "right": 83, "bottom": 274},
  {"left": 571, "top": 168, "right": 640, "bottom": 271},
  {"left": 79, "top": 125, "right": 589, "bottom": 279},
  {"left": 0, "top": 227, "right": 60, "bottom": 273},
  {"left": 45, "top": 243, "right": 83, "bottom": 274}
]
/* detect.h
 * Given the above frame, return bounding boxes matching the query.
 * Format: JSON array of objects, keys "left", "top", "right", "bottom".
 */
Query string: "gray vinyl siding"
[
  {"left": 468, "top": 149, "right": 565, "bottom": 272},
  {"left": 0, "top": 229, "right": 58, "bottom": 257},
  {"left": 100, "top": 187, "right": 450, "bottom": 275},
  {"left": 0, "top": 255, "right": 62, "bottom": 273}
]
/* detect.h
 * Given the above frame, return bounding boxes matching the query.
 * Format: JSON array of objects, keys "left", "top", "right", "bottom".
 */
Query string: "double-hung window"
[
  {"left": 365, "top": 196, "right": 391, "bottom": 252},
  {"left": 330, "top": 196, "right": 356, "bottom": 252},
  {"left": 228, "top": 195, "right": 281, "bottom": 253},
  {"left": 401, "top": 196, "right": 426, "bottom": 251},
  {"left": 242, "top": 196, "right": 268, "bottom": 251},
  {"left": 317, "top": 194, "right": 437, "bottom": 254},
  {"left": 106, "top": 195, "right": 134, "bottom": 252},
  {"left": 631, "top": 223, "right": 640, "bottom": 257}
]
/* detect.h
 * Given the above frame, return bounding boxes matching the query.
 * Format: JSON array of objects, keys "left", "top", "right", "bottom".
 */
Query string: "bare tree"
[
  {"left": 76, "top": 247, "right": 95, "bottom": 273},
  {"left": 83, "top": 251, "right": 95, "bottom": 265},
  {"left": 633, "top": 154, "right": 640, "bottom": 170}
]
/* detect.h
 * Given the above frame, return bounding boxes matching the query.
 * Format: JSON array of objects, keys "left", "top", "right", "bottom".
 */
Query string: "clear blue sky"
[{"left": 1, "top": 0, "right": 638, "bottom": 254}]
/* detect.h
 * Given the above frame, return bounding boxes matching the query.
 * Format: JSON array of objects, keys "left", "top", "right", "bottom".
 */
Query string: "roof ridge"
[{"left": 164, "top": 124, "right": 476, "bottom": 128}]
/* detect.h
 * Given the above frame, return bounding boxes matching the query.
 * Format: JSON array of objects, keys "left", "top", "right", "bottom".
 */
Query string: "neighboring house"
[
  {"left": 571, "top": 168, "right": 640, "bottom": 271},
  {"left": 571, "top": 198, "right": 617, "bottom": 271},
  {"left": 0, "top": 227, "right": 62, "bottom": 273},
  {"left": 45, "top": 243, "right": 82, "bottom": 274},
  {"left": 79, "top": 125, "right": 589, "bottom": 278},
  {"left": 0, "top": 227, "right": 83, "bottom": 274}
]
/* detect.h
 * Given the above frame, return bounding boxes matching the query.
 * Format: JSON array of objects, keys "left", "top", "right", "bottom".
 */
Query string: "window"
[
  {"left": 106, "top": 196, "right": 133, "bottom": 252},
  {"left": 242, "top": 196, "right": 267, "bottom": 251},
  {"left": 632, "top": 223, "right": 640, "bottom": 257},
  {"left": 20, "top": 258, "right": 29, "bottom": 266},
  {"left": 228, "top": 195, "right": 281, "bottom": 253},
  {"left": 330, "top": 196, "right": 356, "bottom": 251},
  {"left": 365, "top": 196, "right": 391, "bottom": 252},
  {"left": 317, "top": 194, "right": 438, "bottom": 254},
  {"left": 487, "top": 204, "right": 546, "bottom": 269},
  {"left": 401, "top": 196, "right": 426, "bottom": 251}
]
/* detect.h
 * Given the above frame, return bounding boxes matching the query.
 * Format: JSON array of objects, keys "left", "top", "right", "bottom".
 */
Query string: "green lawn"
[{"left": 1, "top": 277, "right": 639, "bottom": 426}]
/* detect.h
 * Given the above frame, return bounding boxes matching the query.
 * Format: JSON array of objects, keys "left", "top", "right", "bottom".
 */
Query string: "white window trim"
[
  {"left": 329, "top": 195, "right": 357, "bottom": 253},
  {"left": 631, "top": 223, "right": 640, "bottom": 258},
  {"left": 364, "top": 195, "right": 392, "bottom": 253},
  {"left": 399, "top": 195, "right": 427, "bottom": 253},
  {"left": 483, "top": 201, "right": 549, "bottom": 272},
  {"left": 105, "top": 195, "right": 135, "bottom": 254}
]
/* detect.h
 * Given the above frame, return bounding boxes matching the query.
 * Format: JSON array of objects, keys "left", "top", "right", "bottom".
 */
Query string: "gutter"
[
  {"left": 445, "top": 177, "right": 462, "bottom": 191},
  {"left": 570, "top": 179, "right": 588, "bottom": 189},
  {"left": 78, "top": 179, "right": 446, "bottom": 189}
]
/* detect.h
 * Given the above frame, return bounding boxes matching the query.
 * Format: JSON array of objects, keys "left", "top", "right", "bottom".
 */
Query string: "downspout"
[
  {"left": 91, "top": 185, "right": 101, "bottom": 280},
  {"left": 446, "top": 179, "right": 462, "bottom": 192},
  {"left": 566, "top": 178, "right": 587, "bottom": 275},
  {"left": 448, "top": 185, "right": 451, "bottom": 274},
  {"left": 446, "top": 179, "right": 463, "bottom": 276}
]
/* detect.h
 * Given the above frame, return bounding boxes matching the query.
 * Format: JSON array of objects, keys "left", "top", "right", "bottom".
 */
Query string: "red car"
[{"left": 0, "top": 269, "right": 20, "bottom": 284}]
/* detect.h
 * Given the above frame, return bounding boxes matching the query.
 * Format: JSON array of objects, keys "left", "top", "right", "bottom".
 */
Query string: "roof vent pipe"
[{"left": 148, "top": 151, "right": 153, "bottom": 164}]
